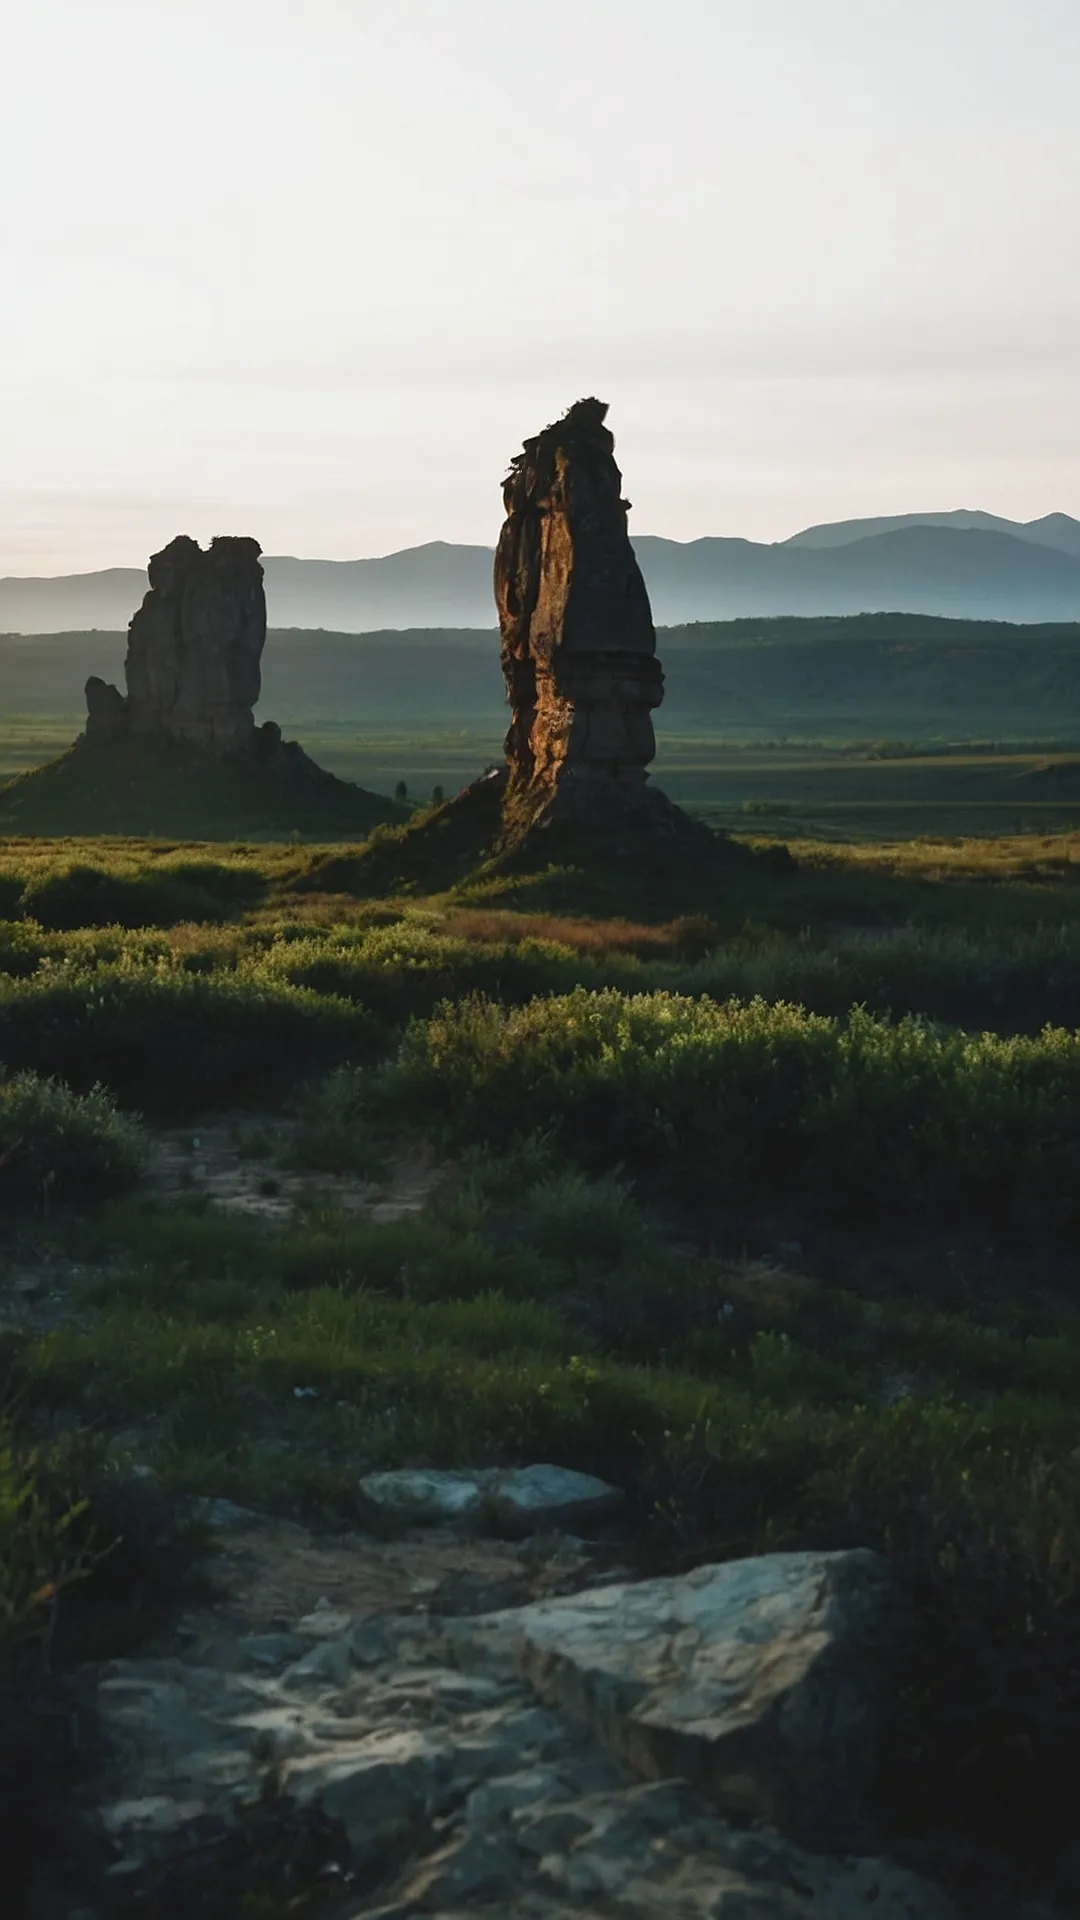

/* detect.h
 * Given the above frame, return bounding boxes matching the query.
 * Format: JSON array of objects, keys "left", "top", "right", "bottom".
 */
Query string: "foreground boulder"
[{"left": 453, "top": 1547, "right": 898, "bottom": 1847}]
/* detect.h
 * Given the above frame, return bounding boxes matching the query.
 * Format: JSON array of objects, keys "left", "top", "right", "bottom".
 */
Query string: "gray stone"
[
  {"left": 284, "top": 1636, "right": 354, "bottom": 1690},
  {"left": 184, "top": 1495, "right": 263, "bottom": 1531},
  {"left": 357, "top": 1468, "right": 486, "bottom": 1526},
  {"left": 396, "top": 1826, "right": 522, "bottom": 1906},
  {"left": 526, "top": 1779, "right": 957, "bottom": 1918},
  {"left": 349, "top": 1619, "right": 398, "bottom": 1666},
  {"left": 238, "top": 1631, "right": 307, "bottom": 1672},
  {"left": 295, "top": 1601, "right": 355, "bottom": 1640},
  {"left": 487, "top": 1465, "right": 626, "bottom": 1536},
  {"left": 355, "top": 1463, "right": 625, "bottom": 1535},
  {"left": 282, "top": 1701, "right": 572, "bottom": 1868},
  {"left": 454, "top": 1547, "right": 897, "bottom": 1844}
]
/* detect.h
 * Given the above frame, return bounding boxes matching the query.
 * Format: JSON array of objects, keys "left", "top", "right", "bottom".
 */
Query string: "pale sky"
[{"left": 3, "top": 0, "right": 1079, "bottom": 574}]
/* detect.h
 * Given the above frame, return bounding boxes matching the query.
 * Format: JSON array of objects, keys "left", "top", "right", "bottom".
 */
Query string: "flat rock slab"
[
  {"left": 454, "top": 1546, "right": 897, "bottom": 1844},
  {"left": 356, "top": 1464, "right": 626, "bottom": 1536}
]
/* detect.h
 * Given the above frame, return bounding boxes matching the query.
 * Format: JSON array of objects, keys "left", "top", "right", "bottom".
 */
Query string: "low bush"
[
  {"left": 0, "top": 1073, "right": 143, "bottom": 1209},
  {"left": 0, "top": 966, "right": 380, "bottom": 1113},
  {"left": 290, "top": 1066, "right": 386, "bottom": 1175},
  {"left": 261, "top": 919, "right": 600, "bottom": 1022},
  {"left": 21, "top": 864, "right": 228, "bottom": 931},
  {"left": 387, "top": 989, "right": 1080, "bottom": 1234}
]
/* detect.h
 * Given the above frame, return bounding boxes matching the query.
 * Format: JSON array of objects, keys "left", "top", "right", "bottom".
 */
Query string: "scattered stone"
[
  {"left": 348, "top": 1620, "right": 397, "bottom": 1666},
  {"left": 428, "top": 1570, "right": 532, "bottom": 1617},
  {"left": 295, "top": 1600, "right": 355, "bottom": 1640},
  {"left": 183, "top": 1496, "right": 263, "bottom": 1531},
  {"left": 355, "top": 1464, "right": 626, "bottom": 1536},
  {"left": 284, "top": 1637, "right": 354, "bottom": 1690},
  {"left": 488, "top": 1464, "right": 627, "bottom": 1536},
  {"left": 238, "top": 1632, "right": 307, "bottom": 1672}
]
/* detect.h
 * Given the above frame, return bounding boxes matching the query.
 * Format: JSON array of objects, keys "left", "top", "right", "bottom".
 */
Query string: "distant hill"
[
  {"left": 781, "top": 510, "right": 1080, "bottom": 557},
  {"left": 7, "top": 613, "right": 1080, "bottom": 747},
  {"left": 6, "top": 515, "right": 1080, "bottom": 633}
]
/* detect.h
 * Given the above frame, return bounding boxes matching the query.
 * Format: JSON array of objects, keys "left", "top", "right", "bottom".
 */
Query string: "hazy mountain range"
[{"left": 4, "top": 510, "right": 1080, "bottom": 634}]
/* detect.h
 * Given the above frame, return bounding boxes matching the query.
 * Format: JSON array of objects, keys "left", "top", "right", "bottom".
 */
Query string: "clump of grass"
[
  {"left": 290, "top": 1067, "right": 387, "bottom": 1177},
  {"left": 445, "top": 1160, "right": 652, "bottom": 1272},
  {"left": 0, "top": 1420, "right": 97, "bottom": 1655},
  {"left": 0, "top": 1073, "right": 143, "bottom": 1209},
  {"left": 0, "top": 1414, "right": 212, "bottom": 1914}
]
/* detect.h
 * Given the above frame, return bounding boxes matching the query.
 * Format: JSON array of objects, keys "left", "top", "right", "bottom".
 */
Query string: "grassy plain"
[
  {"left": 8, "top": 714, "right": 1080, "bottom": 844},
  {"left": 2, "top": 809, "right": 1080, "bottom": 1907}
]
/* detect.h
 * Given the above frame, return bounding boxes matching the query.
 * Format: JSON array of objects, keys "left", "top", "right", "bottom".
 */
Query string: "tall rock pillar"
[{"left": 494, "top": 397, "right": 665, "bottom": 829}]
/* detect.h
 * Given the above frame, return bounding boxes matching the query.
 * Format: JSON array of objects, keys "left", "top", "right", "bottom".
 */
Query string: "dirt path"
[{"left": 143, "top": 1114, "right": 444, "bottom": 1224}]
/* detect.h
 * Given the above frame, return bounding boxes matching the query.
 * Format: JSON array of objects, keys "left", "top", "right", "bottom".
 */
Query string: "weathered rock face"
[
  {"left": 84, "top": 534, "right": 266, "bottom": 750},
  {"left": 495, "top": 397, "right": 667, "bottom": 828},
  {"left": 452, "top": 1547, "right": 898, "bottom": 1848}
]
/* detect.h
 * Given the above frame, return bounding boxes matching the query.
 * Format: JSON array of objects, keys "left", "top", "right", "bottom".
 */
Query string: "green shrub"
[
  {"left": 290, "top": 1067, "right": 386, "bottom": 1176},
  {"left": 0, "top": 967, "right": 379, "bottom": 1113},
  {"left": 387, "top": 989, "right": 1080, "bottom": 1234},
  {"left": 496, "top": 1167, "right": 650, "bottom": 1270},
  {"left": 261, "top": 920, "right": 596, "bottom": 1023},
  {"left": 0, "top": 920, "right": 47, "bottom": 978},
  {"left": 0, "top": 1073, "right": 143, "bottom": 1208},
  {"left": 686, "top": 923, "right": 1080, "bottom": 1036},
  {"left": 21, "top": 864, "right": 227, "bottom": 930}
]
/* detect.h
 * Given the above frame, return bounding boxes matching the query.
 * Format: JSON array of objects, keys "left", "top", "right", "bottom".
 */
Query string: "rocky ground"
[
  {"left": 71, "top": 1497, "right": 966, "bottom": 1920},
  {"left": 2, "top": 1125, "right": 1070, "bottom": 1920}
]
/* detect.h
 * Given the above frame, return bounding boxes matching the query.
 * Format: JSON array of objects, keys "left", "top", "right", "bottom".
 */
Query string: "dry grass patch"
[{"left": 443, "top": 907, "right": 678, "bottom": 957}]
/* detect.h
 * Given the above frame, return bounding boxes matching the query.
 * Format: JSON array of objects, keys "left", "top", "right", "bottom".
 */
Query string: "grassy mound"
[
  {"left": 297, "top": 767, "right": 791, "bottom": 917},
  {"left": 0, "top": 734, "right": 408, "bottom": 842}
]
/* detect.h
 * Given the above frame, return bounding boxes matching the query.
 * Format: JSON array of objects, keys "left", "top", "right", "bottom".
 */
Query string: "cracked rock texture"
[
  {"left": 84, "top": 1545, "right": 956, "bottom": 1918},
  {"left": 495, "top": 397, "right": 682, "bottom": 832},
  {"left": 450, "top": 1547, "right": 898, "bottom": 1847}
]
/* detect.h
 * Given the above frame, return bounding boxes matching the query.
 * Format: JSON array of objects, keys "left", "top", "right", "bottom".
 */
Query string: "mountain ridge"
[{"left": 5, "top": 515, "right": 1080, "bottom": 633}]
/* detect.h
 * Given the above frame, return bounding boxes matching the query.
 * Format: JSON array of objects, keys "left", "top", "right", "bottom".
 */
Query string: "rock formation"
[
  {"left": 495, "top": 397, "right": 668, "bottom": 830},
  {"left": 84, "top": 534, "right": 267, "bottom": 750}
]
